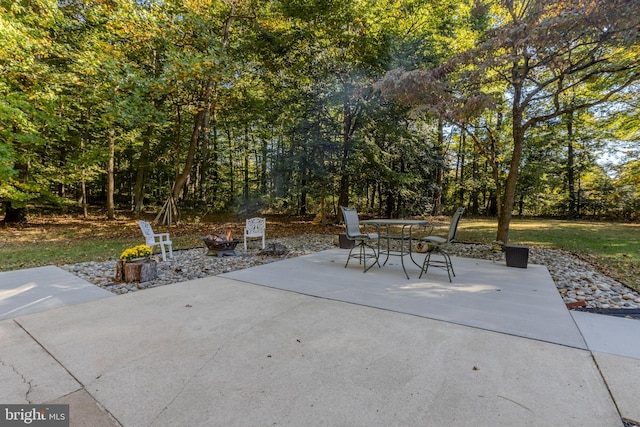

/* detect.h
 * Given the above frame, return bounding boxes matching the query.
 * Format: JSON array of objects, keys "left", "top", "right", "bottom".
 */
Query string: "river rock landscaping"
[{"left": 62, "top": 234, "right": 640, "bottom": 313}]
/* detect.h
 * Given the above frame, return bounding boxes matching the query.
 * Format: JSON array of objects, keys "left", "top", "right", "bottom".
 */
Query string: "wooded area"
[{"left": 1, "top": 0, "right": 639, "bottom": 243}]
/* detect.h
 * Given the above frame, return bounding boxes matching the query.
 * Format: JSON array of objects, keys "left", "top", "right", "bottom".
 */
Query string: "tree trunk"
[
  {"left": 115, "top": 259, "right": 157, "bottom": 283},
  {"left": 260, "top": 136, "right": 268, "bottom": 195},
  {"left": 106, "top": 127, "right": 116, "bottom": 220},
  {"left": 172, "top": 87, "right": 210, "bottom": 201},
  {"left": 337, "top": 96, "right": 360, "bottom": 210},
  {"left": 81, "top": 171, "right": 88, "bottom": 219},
  {"left": 80, "top": 137, "right": 88, "bottom": 219},
  {"left": 300, "top": 176, "right": 307, "bottom": 215},
  {"left": 337, "top": 142, "right": 350, "bottom": 211},
  {"left": 457, "top": 129, "right": 466, "bottom": 207},
  {"left": 318, "top": 183, "right": 327, "bottom": 224},
  {"left": 470, "top": 152, "right": 479, "bottom": 215},
  {"left": 198, "top": 106, "right": 211, "bottom": 202},
  {"left": 496, "top": 60, "right": 526, "bottom": 244},
  {"left": 134, "top": 124, "right": 154, "bottom": 214},
  {"left": 566, "top": 111, "right": 576, "bottom": 218},
  {"left": 243, "top": 125, "right": 249, "bottom": 201},
  {"left": 385, "top": 189, "right": 395, "bottom": 218},
  {"left": 496, "top": 116, "right": 525, "bottom": 244},
  {"left": 489, "top": 106, "right": 502, "bottom": 217},
  {"left": 210, "top": 107, "right": 219, "bottom": 205},
  {"left": 58, "top": 147, "right": 66, "bottom": 197},
  {"left": 432, "top": 118, "right": 444, "bottom": 216},
  {"left": 227, "top": 126, "right": 235, "bottom": 203},
  {"left": 2, "top": 202, "right": 27, "bottom": 223}
]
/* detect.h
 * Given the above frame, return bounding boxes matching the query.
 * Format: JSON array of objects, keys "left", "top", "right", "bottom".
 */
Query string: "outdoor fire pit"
[{"left": 203, "top": 232, "right": 240, "bottom": 257}]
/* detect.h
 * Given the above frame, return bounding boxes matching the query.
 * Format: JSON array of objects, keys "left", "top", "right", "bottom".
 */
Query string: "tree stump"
[{"left": 115, "top": 259, "right": 158, "bottom": 282}]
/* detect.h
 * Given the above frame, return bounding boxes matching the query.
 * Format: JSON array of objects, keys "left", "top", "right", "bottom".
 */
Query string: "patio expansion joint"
[
  {"left": 588, "top": 351, "right": 639, "bottom": 426},
  {"left": 13, "top": 319, "right": 83, "bottom": 387},
  {"left": 11, "top": 318, "right": 123, "bottom": 425},
  {"left": 565, "top": 308, "right": 635, "bottom": 424}
]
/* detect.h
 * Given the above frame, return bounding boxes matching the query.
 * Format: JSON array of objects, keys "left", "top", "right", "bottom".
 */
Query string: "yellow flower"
[{"left": 120, "top": 245, "right": 152, "bottom": 261}]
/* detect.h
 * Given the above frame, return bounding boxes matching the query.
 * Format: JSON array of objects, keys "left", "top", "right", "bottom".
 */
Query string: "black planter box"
[
  {"left": 338, "top": 233, "right": 355, "bottom": 249},
  {"left": 505, "top": 245, "right": 529, "bottom": 268}
]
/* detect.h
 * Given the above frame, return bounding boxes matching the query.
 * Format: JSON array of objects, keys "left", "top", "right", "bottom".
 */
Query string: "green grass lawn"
[
  {"left": 1, "top": 216, "right": 638, "bottom": 293},
  {"left": 454, "top": 218, "right": 640, "bottom": 292}
]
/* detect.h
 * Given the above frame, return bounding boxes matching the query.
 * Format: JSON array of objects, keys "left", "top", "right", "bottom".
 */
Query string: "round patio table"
[{"left": 360, "top": 219, "right": 430, "bottom": 279}]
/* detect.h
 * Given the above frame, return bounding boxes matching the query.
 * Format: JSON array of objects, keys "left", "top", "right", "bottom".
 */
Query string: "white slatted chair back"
[
  {"left": 138, "top": 220, "right": 156, "bottom": 246},
  {"left": 244, "top": 217, "right": 266, "bottom": 250},
  {"left": 137, "top": 220, "right": 173, "bottom": 261}
]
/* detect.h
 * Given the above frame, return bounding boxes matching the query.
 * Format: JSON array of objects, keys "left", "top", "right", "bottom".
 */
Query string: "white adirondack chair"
[
  {"left": 138, "top": 220, "right": 173, "bottom": 261},
  {"left": 244, "top": 217, "right": 266, "bottom": 251}
]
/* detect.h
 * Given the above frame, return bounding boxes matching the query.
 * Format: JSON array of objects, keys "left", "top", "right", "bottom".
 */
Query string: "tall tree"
[
  {"left": 379, "top": 0, "right": 640, "bottom": 243},
  {"left": 0, "top": 0, "right": 62, "bottom": 221}
]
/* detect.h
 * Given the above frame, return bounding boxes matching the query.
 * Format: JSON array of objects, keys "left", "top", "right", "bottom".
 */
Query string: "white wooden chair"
[
  {"left": 244, "top": 217, "right": 266, "bottom": 250},
  {"left": 137, "top": 220, "right": 173, "bottom": 261}
]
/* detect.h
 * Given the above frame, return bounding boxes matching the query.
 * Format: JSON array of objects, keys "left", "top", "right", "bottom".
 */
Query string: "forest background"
[{"left": 1, "top": 0, "right": 640, "bottom": 245}]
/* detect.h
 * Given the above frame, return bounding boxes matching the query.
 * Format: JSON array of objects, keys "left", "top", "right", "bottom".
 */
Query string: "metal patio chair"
[
  {"left": 340, "top": 206, "right": 380, "bottom": 272},
  {"left": 418, "top": 207, "right": 465, "bottom": 282}
]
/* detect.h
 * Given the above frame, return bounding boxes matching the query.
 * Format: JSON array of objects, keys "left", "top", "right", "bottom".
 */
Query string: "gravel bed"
[{"left": 62, "top": 234, "right": 640, "bottom": 312}]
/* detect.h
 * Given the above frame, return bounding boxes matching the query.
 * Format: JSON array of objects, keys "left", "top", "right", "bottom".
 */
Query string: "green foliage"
[
  {"left": 0, "top": 0, "right": 638, "bottom": 227},
  {"left": 0, "top": 143, "right": 16, "bottom": 181}
]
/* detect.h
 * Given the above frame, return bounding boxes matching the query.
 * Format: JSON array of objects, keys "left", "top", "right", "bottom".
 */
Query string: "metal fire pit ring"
[{"left": 203, "top": 234, "right": 240, "bottom": 258}]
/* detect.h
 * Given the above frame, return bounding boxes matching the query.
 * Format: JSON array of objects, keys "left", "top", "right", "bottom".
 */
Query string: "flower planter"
[{"left": 115, "top": 259, "right": 157, "bottom": 282}]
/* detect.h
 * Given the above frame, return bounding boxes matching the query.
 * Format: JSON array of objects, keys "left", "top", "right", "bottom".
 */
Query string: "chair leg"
[
  {"left": 345, "top": 240, "right": 378, "bottom": 272},
  {"left": 365, "top": 242, "right": 379, "bottom": 269},
  {"left": 419, "top": 249, "right": 453, "bottom": 282},
  {"left": 443, "top": 251, "right": 452, "bottom": 282},
  {"left": 419, "top": 252, "right": 431, "bottom": 279},
  {"left": 442, "top": 250, "right": 455, "bottom": 278},
  {"left": 345, "top": 245, "right": 356, "bottom": 268},
  {"left": 344, "top": 242, "right": 366, "bottom": 268}
]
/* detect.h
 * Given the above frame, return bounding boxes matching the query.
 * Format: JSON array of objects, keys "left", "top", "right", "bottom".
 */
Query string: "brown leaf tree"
[{"left": 378, "top": 0, "right": 640, "bottom": 243}]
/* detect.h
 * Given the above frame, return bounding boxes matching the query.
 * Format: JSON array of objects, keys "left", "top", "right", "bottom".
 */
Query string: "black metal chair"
[
  {"left": 418, "top": 207, "right": 465, "bottom": 282},
  {"left": 340, "top": 206, "right": 380, "bottom": 272}
]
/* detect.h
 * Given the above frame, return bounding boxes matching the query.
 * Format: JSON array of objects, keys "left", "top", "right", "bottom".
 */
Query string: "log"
[{"left": 116, "top": 259, "right": 157, "bottom": 283}]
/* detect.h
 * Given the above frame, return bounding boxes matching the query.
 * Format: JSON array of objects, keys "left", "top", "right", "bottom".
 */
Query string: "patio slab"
[
  {"left": 0, "top": 320, "right": 81, "bottom": 404},
  {"left": 222, "top": 249, "right": 587, "bottom": 349},
  {"left": 571, "top": 311, "right": 640, "bottom": 423},
  {"left": 571, "top": 311, "right": 640, "bottom": 359},
  {"left": 2, "top": 250, "right": 638, "bottom": 426},
  {"left": 590, "top": 351, "right": 640, "bottom": 424},
  {"left": 0, "top": 266, "right": 113, "bottom": 321},
  {"left": 9, "top": 277, "right": 622, "bottom": 426}
]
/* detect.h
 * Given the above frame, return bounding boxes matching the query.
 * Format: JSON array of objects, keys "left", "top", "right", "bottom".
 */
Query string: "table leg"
[{"left": 408, "top": 224, "right": 423, "bottom": 269}]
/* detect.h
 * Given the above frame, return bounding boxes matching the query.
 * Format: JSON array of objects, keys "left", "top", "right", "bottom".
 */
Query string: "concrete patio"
[{"left": 1, "top": 249, "right": 639, "bottom": 426}]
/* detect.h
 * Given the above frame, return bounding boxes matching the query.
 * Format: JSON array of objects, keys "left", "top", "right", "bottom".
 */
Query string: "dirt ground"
[{"left": 0, "top": 212, "right": 346, "bottom": 245}]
